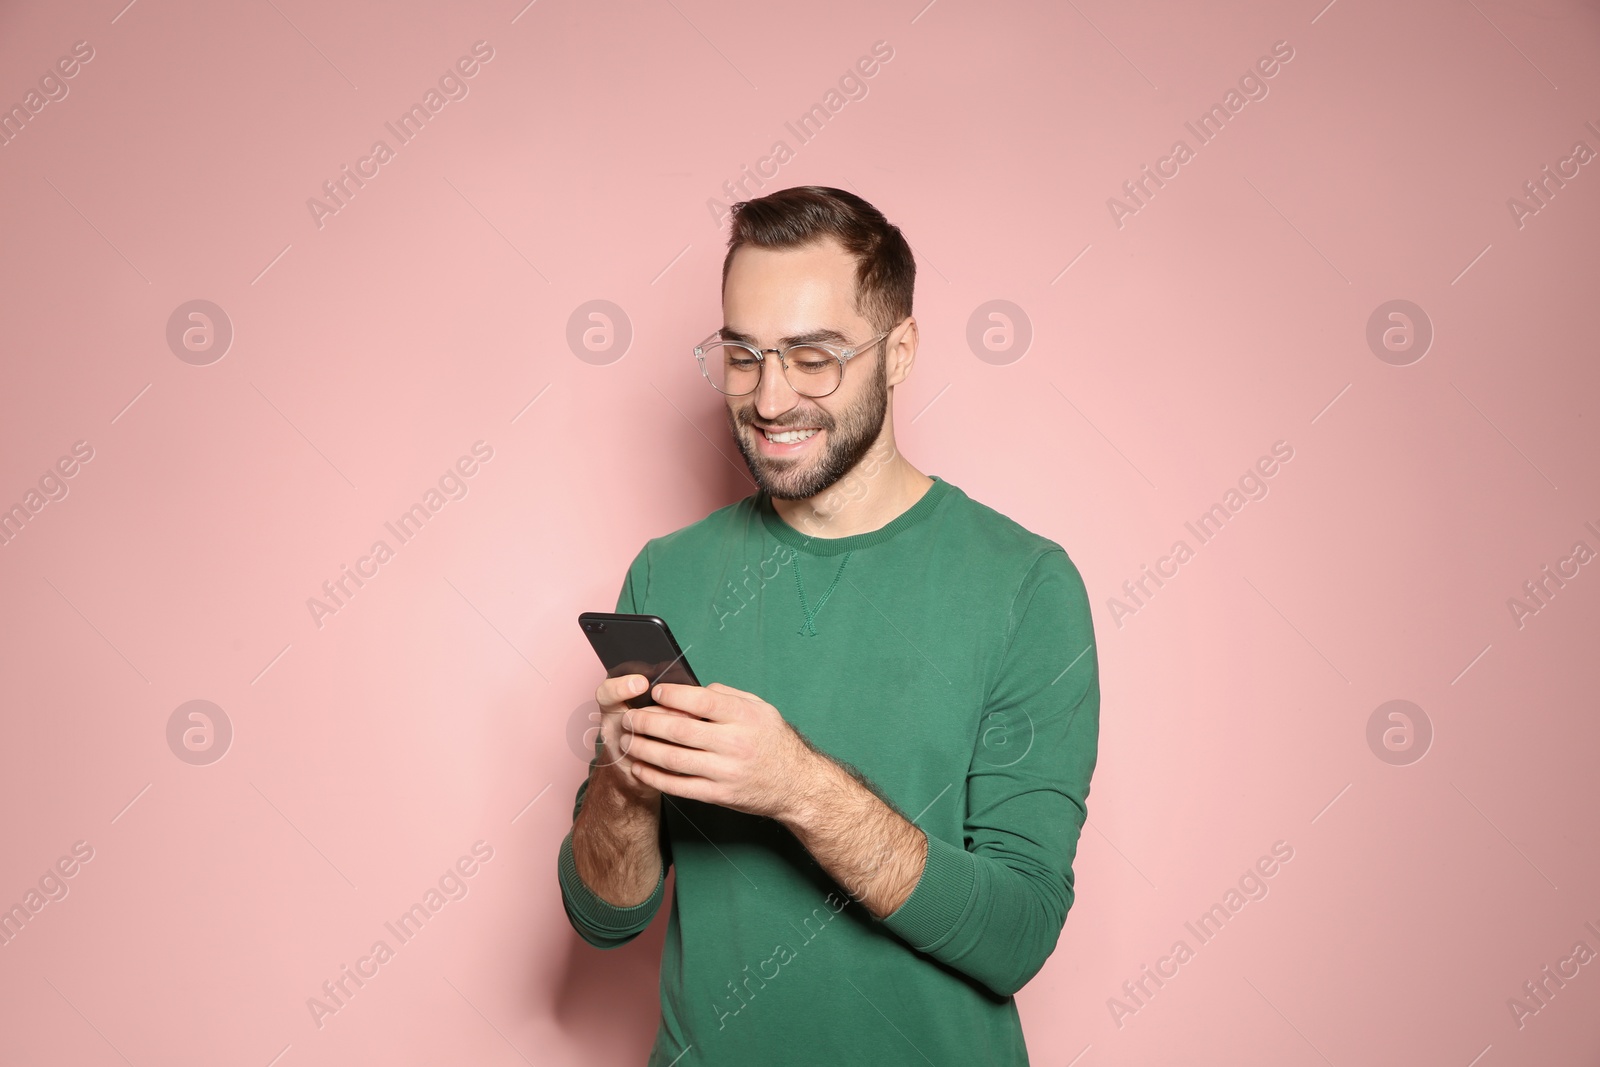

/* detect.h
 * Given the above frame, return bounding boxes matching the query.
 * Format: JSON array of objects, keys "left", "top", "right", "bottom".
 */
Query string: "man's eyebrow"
[{"left": 719, "top": 326, "right": 853, "bottom": 346}]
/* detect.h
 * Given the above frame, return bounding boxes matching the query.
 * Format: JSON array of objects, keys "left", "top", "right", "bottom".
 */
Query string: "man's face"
[{"left": 719, "top": 238, "right": 891, "bottom": 501}]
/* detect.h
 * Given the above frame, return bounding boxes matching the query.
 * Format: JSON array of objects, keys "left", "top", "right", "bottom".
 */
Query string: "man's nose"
[{"left": 752, "top": 354, "right": 800, "bottom": 418}]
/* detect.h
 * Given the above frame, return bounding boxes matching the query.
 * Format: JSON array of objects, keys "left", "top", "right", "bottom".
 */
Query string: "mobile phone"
[{"left": 578, "top": 612, "right": 701, "bottom": 710}]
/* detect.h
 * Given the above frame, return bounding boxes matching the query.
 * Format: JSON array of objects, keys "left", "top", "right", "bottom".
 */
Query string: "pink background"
[{"left": 2, "top": 0, "right": 1597, "bottom": 1064}]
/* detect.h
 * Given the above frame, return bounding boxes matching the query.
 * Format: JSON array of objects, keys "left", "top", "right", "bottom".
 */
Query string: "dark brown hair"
[{"left": 721, "top": 186, "right": 915, "bottom": 335}]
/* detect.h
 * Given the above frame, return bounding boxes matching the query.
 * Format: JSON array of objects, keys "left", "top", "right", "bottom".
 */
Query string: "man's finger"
[
  {"left": 625, "top": 707, "right": 712, "bottom": 751},
  {"left": 705, "top": 681, "right": 762, "bottom": 701},
  {"left": 650, "top": 682, "right": 702, "bottom": 713},
  {"left": 597, "top": 674, "right": 649, "bottom": 707},
  {"left": 652, "top": 683, "right": 745, "bottom": 722}
]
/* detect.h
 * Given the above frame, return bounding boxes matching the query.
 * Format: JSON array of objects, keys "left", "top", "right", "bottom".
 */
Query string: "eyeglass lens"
[{"left": 700, "top": 343, "right": 841, "bottom": 397}]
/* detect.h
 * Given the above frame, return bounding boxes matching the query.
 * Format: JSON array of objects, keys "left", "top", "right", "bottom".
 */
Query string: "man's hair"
[{"left": 721, "top": 186, "right": 915, "bottom": 336}]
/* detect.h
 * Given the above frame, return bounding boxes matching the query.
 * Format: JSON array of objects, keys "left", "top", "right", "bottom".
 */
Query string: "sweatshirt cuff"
[
  {"left": 557, "top": 827, "right": 665, "bottom": 940},
  {"left": 878, "top": 831, "right": 977, "bottom": 950}
]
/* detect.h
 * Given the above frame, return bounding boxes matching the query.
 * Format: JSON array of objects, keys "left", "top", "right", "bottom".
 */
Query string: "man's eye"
[{"left": 789, "top": 351, "right": 832, "bottom": 371}]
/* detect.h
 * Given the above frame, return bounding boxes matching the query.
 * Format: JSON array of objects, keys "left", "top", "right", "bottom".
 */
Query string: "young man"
[{"left": 558, "top": 186, "right": 1100, "bottom": 1065}]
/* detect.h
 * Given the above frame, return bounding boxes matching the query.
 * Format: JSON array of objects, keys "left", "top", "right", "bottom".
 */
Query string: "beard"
[{"left": 725, "top": 352, "right": 888, "bottom": 501}]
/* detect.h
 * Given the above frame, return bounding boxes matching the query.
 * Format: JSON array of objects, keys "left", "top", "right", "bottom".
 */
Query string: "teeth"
[{"left": 765, "top": 427, "right": 819, "bottom": 444}]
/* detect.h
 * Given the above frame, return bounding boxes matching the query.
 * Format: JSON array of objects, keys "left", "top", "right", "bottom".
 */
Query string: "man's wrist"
[
  {"left": 777, "top": 747, "right": 851, "bottom": 835},
  {"left": 572, "top": 764, "right": 664, "bottom": 908},
  {"left": 588, "top": 762, "right": 660, "bottom": 823},
  {"left": 775, "top": 748, "right": 930, "bottom": 918}
]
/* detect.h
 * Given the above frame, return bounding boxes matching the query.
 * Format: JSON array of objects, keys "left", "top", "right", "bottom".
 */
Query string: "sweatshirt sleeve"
[
  {"left": 877, "top": 548, "right": 1100, "bottom": 997},
  {"left": 557, "top": 543, "right": 673, "bottom": 947}
]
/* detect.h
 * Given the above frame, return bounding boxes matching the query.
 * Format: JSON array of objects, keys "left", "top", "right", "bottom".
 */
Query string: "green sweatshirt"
[{"left": 557, "top": 475, "right": 1100, "bottom": 1065}]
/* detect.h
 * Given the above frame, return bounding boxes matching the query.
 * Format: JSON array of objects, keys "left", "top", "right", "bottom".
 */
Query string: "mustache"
[{"left": 741, "top": 411, "right": 831, "bottom": 430}]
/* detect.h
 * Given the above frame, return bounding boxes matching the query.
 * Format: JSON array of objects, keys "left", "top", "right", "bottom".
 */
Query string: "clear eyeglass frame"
[{"left": 694, "top": 329, "right": 891, "bottom": 398}]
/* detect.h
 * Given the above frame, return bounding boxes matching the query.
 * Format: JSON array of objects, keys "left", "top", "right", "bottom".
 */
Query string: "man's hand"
[
  {"left": 625, "top": 680, "right": 928, "bottom": 918},
  {"left": 592, "top": 674, "right": 700, "bottom": 804},
  {"left": 619, "top": 681, "right": 827, "bottom": 823},
  {"left": 567, "top": 673, "right": 705, "bottom": 909}
]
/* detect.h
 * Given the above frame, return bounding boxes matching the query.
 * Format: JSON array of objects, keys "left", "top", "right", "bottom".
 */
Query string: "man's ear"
[{"left": 885, "top": 317, "right": 918, "bottom": 387}]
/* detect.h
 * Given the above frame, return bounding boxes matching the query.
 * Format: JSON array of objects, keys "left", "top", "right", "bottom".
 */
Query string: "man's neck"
[{"left": 771, "top": 445, "right": 934, "bottom": 541}]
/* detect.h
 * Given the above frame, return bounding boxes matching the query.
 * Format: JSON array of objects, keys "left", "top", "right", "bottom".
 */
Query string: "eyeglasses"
[{"left": 694, "top": 329, "right": 890, "bottom": 398}]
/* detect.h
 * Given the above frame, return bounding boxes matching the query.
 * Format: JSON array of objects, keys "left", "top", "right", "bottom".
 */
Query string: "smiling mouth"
[{"left": 756, "top": 425, "right": 822, "bottom": 444}]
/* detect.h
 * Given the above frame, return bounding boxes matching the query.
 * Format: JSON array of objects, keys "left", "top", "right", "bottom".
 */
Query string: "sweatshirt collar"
[{"left": 758, "top": 476, "right": 952, "bottom": 557}]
